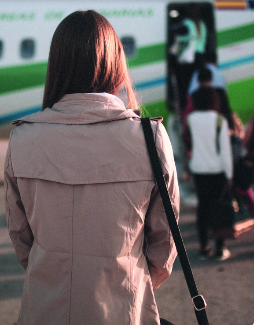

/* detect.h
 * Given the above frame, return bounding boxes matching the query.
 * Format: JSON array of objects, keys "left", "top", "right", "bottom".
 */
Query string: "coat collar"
[{"left": 13, "top": 93, "right": 141, "bottom": 126}]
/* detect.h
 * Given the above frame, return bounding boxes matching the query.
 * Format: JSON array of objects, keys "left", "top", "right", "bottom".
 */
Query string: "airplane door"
[{"left": 166, "top": 2, "right": 216, "bottom": 115}]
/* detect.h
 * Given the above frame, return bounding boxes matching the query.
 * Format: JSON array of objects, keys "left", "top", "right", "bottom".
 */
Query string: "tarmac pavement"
[{"left": 0, "top": 131, "right": 254, "bottom": 325}]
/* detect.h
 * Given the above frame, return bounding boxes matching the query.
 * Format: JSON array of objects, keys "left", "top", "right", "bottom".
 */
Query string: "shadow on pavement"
[
  {"left": 0, "top": 253, "right": 25, "bottom": 278},
  {"left": 0, "top": 278, "right": 24, "bottom": 300},
  {"left": 0, "top": 214, "right": 7, "bottom": 228}
]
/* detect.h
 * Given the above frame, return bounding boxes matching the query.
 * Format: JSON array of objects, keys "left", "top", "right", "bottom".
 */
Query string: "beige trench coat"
[{"left": 4, "top": 93, "right": 180, "bottom": 325}]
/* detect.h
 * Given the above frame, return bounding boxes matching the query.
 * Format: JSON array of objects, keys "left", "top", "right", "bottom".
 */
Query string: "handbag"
[
  {"left": 211, "top": 189, "right": 254, "bottom": 239},
  {"left": 213, "top": 114, "right": 254, "bottom": 238},
  {"left": 233, "top": 155, "right": 254, "bottom": 190},
  {"left": 231, "top": 135, "right": 245, "bottom": 163},
  {"left": 141, "top": 118, "right": 209, "bottom": 325}
]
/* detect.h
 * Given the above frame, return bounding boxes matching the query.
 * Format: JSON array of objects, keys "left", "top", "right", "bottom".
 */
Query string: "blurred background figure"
[
  {"left": 188, "top": 52, "right": 226, "bottom": 95},
  {"left": 234, "top": 116, "right": 254, "bottom": 218},
  {"left": 243, "top": 117, "right": 254, "bottom": 160},
  {"left": 169, "top": 3, "right": 207, "bottom": 111},
  {"left": 186, "top": 87, "right": 233, "bottom": 261},
  {"left": 180, "top": 67, "right": 214, "bottom": 207}
]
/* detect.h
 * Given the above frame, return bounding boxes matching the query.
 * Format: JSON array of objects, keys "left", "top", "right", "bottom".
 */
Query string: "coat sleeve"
[
  {"left": 144, "top": 121, "right": 180, "bottom": 290},
  {"left": 4, "top": 136, "right": 33, "bottom": 270}
]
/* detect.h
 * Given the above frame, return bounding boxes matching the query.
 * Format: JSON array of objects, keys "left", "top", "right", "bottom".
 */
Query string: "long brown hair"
[{"left": 42, "top": 10, "right": 138, "bottom": 110}]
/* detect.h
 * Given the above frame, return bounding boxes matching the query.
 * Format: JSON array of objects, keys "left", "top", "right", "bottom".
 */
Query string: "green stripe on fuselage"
[
  {"left": 141, "top": 99, "right": 170, "bottom": 127},
  {"left": 127, "top": 43, "right": 165, "bottom": 68},
  {"left": 0, "top": 22, "right": 254, "bottom": 95},
  {"left": 217, "top": 21, "right": 254, "bottom": 47},
  {"left": 0, "top": 62, "right": 47, "bottom": 95},
  {"left": 0, "top": 43, "right": 166, "bottom": 95},
  {"left": 127, "top": 22, "right": 254, "bottom": 67},
  {"left": 228, "top": 76, "right": 254, "bottom": 124}
]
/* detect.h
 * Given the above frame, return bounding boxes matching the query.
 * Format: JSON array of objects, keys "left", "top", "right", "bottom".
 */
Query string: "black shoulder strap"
[
  {"left": 216, "top": 114, "right": 223, "bottom": 154},
  {"left": 141, "top": 117, "right": 209, "bottom": 325}
]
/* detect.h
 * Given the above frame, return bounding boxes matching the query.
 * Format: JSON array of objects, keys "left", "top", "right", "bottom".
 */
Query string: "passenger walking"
[
  {"left": 182, "top": 66, "right": 213, "bottom": 140},
  {"left": 237, "top": 116, "right": 254, "bottom": 217},
  {"left": 187, "top": 87, "right": 233, "bottom": 260},
  {"left": 243, "top": 116, "right": 254, "bottom": 158},
  {"left": 170, "top": 3, "right": 208, "bottom": 111},
  {"left": 181, "top": 67, "right": 214, "bottom": 183},
  {"left": 4, "top": 10, "right": 180, "bottom": 325},
  {"left": 183, "top": 66, "right": 244, "bottom": 161},
  {"left": 188, "top": 52, "right": 227, "bottom": 95}
]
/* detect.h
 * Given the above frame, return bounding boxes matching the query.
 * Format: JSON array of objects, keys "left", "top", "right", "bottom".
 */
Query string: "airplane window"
[
  {"left": 20, "top": 39, "right": 35, "bottom": 59},
  {"left": 0, "top": 40, "right": 3, "bottom": 59},
  {"left": 121, "top": 37, "right": 136, "bottom": 58}
]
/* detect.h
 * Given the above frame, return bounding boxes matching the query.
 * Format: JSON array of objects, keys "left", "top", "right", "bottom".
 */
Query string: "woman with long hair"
[{"left": 4, "top": 10, "right": 179, "bottom": 325}]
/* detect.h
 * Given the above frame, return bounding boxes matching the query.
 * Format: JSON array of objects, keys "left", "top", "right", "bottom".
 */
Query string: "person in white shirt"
[{"left": 187, "top": 87, "right": 233, "bottom": 260}]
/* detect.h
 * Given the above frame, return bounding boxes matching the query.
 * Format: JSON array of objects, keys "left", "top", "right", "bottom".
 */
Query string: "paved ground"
[{"left": 0, "top": 129, "right": 254, "bottom": 325}]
